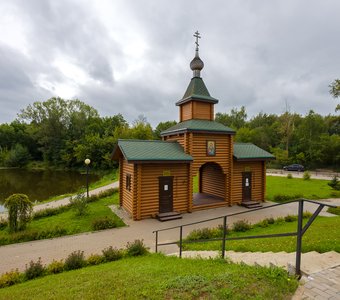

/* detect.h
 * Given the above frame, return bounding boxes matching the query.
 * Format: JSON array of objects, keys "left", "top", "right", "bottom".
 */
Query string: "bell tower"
[{"left": 176, "top": 31, "right": 218, "bottom": 122}]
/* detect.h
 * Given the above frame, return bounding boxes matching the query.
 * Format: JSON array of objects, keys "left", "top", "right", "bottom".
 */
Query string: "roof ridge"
[{"left": 118, "top": 139, "right": 176, "bottom": 143}]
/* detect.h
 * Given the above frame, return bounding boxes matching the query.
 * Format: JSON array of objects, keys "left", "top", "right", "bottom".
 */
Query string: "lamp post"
[{"left": 84, "top": 158, "right": 91, "bottom": 198}]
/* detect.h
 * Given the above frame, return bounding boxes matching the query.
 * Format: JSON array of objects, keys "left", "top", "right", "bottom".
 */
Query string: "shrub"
[
  {"left": 287, "top": 173, "right": 293, "bottom": 179},
  {"left": 92, "top": 217, "right": 117, "bottom": 231},
  {"left": 265, "top": 217, "right": 275, "bottom": 224},
  {"left": 284, "top": 215, "right": 298, "bottom": 222},
  {"left": 64, "top": 250, "right": 86, "bottom": 270},
  {"left": 47, "top": 260, "right": 64, "bottom": 274},
  {"left": 232, "top": 220, "right": 251, "bottom": 232},
  {"left": 0, "top": 218, "right": 8, "bottom": 230},
  {"left": 186, "top": 227, "right": 223, "bottom": 241},
  {"left": 70, "top": 193, "right": 88, "bottom": 216},
  {"left": 303, "top": 212, "right": 312, "bottom": 219},
  {"left": 33, "top": 205, "right": 71, "bottom": 220},
  {"left": 102, "top": 246, "right": 124, "bottom": 262},
  {"left": 257, "top": 219, "right": 269, "bottom": 228},
  {"left": 126, "top": 239, "right": 149, "bottom": 257},
  {"left": 328, "top": 176, "right": 340, "bottom": 191},
  {"left": 0, "top": 270, "right": 23, "bottom": 288},
  {"left": 303, "top": 171, "right": 311, "bottom": 180},
  {"left": 25, "top": 258, "right": 45, "bottom": 280},
  {"left": 273, "top": 194, "right": 303, "bottom": 203},
  {"left": 4, "top": 193, "right": 33, "bottom": 232},
  {"left": 327, "top": 206, "right": 340, "bottom": 216},
  {"left": 87, "top": 254, "right": 104, "bottom": 265}
]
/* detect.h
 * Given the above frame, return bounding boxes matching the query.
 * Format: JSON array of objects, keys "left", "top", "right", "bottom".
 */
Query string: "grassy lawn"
[
  {"left": 0, "top": 254, "right": 298, "bottom": 300},
  {"left": 183, "top": 216, "right": 340, "bottom": 253},
  {"left": 0, "top": 192, "right": 123, "bottom": 246},
  {"left": 266, "top": 176, "right": 340, "bottom": 201}
]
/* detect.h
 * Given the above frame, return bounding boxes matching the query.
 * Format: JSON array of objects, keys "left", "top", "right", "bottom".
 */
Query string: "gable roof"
[
  {"left": 112, "top": 139, "right": 193, "bottom": 163},
  {"left": 176, "top": 77, "right": 218, "bottom": 106},
  {"left": 233, "top": 143, "right": 275, "bottom": 161},
  {"left": 161, "top": 119, "right": 235, "bottom": 136}
]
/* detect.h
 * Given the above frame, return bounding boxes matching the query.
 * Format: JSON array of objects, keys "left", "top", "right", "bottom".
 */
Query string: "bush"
[
  {"left": 273, "top": 194, "right": 303, "bottom": 203},
  {"left": 327, "top": 206, "right": 340, "bottom": 216},
  {"left": 284, "top": 215, "right": 298, "bottom": 222},
  {"left": 25, "top": 258, "right": 45, "bottom": 280},
  {"left": 33, "top": 205, "right": 71, "bottom": 220},
  {"left": 328, "top": 176, "right": 340, "bottom": 191},
  {"left": 47, "top": 260, "right": 64, "bottom": 274},
  {"left": 186, "top": 227, "right": 223, "bottom": 241},
  {"left": 70, "top": 193, "right": 88, "bottom": 216},
  {"left": 303, "top": 171, "right": 311, "bottom": 180},
  {"left": 0, "top": 218, "right": 8, "bottom": 230},
  {"left": 102, "top": 246, "right": 124, "bottom": 262},
  {"left": 126, "top": 240, "right": 149, "bottom": 257},
  {"left": 265, "top": 217, "right": 275, "bottom": 224},
  {"left": 287, "top": 173, "right": 293, "bottom": 179},
  {"left": 64, "top": 251, "right": 86, "bottom": 270},
  {"left": 4, "top": 193, "right": 33, "bottom": 232},
  {"left": 92, "top": 217, "right": 117, "bottom": 231},
  {"left": 232, "top": 220, "right": 251, "bottom": 232},
  {"left": 0, "top": 270, "right": 23, "bottom": 288},
  {"left": 257, "top": 219, "right": 269, "bottom": 228},
  {"left": 87, "top": 254, "right": 104, "bottom": 265},
  {"left": 303, "top": 212, "right": 312, "bottom": 219}
]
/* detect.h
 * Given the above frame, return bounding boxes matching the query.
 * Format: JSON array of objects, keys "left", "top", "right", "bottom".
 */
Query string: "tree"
[
  {"left": 4, "top": 194, "right": 33, "bottom": 232},
  {"left": 329, "top": 79, "right": 340, "bottom": 111},
  {"left": 154, "top": 121, "right": 177, "bottom": 139},
  {"left": 215, "top": 106, "right": 247, "bottom": 130}
]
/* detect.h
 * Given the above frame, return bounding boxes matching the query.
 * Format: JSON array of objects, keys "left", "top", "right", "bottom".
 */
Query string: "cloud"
[{"left": 0, "top": 0, "right": 339, "bottom": 126}]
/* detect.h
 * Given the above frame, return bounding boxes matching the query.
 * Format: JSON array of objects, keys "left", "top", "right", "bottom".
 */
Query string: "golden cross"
[{"left": 193, "top": 31, "right": 201, "bottom": 50}]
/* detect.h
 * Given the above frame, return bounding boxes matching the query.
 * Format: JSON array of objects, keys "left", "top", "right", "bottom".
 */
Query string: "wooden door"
[
  {"left": 242, "top": 172, "right": 252, "bottom": 202},
  {"left": 159, "top": 176, "right": 174, "bottom": 213}
]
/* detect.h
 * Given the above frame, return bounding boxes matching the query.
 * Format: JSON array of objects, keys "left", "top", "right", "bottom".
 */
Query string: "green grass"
[
  {"left": 0, "top": 193, "right": 124, "bottom": 245},
  {"left": 183, "top": 216, "right": 340, "bottom": 253},
  {"left": 0, "top": 254, "right": 298, "bottom": 300},
  {"left": 266, "top": 176, "right": 340, "bottom": 201},
  {"left": 328, "top": 206, "right": 340, "bottom": 215}
]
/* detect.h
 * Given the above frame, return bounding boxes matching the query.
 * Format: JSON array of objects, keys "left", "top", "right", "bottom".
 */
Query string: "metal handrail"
[{"left": 153, "top": 199, "right": 337, "bottom": 277}]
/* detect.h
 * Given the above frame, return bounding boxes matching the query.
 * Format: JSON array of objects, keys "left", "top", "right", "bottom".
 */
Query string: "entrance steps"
[
  {"left": 167, "top": 250, "right": 340, "bottom": 275},
  {"left": 241, "top": 201, "right": 263, "bottom": 209},
  {"left": 157, "top": 211, "right": 182, "bottom": 222}
]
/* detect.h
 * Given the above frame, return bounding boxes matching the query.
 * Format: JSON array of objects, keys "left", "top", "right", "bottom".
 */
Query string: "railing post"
[
  {"left": 179, "top": 226, "right": 183, "bottom": 258},
  {"left": 221, "top": 216, "right": 227, "bottom": 259},
  {"left": 295, "top": 200, "right": 304, "bottom": 277},
  {"left": 155, "top": 231, "right": 158, "bottom": 253}
]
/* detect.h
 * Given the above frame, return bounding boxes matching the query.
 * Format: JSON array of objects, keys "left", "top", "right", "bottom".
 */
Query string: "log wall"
[
  {"left": 201, "top": 163, "right": 225, "bottom": 198},
  {"left": 120, "top": 159, "right": 136, "bottom": 217},
  {"left": 231, "top": 161, "right": 265, "bottom": 204}
]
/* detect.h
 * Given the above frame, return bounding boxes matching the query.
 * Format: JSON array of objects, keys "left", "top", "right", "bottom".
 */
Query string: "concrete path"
[
  {"left": 267, "top": 169, "right": 339, "bottom": 180},
  {"left": 0, "top": 196, "right": 339, "bottom": 275}
]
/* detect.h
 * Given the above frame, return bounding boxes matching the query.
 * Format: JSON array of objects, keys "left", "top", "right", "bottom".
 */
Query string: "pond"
[{"left": 0, "top": 169, "right": 100, "bottom": 213}]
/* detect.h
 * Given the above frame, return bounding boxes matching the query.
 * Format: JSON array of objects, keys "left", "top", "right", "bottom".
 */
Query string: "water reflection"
[{"left": 0, "top": 169, "right": 100, "bottom": 212}]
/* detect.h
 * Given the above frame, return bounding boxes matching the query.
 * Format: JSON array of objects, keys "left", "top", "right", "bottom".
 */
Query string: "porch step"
[
  {"left": 241, "top": 201, "right": 263, "bottom": 209},
  {"left": 157, "top": 211, "right": 182, "bottom": 222}
]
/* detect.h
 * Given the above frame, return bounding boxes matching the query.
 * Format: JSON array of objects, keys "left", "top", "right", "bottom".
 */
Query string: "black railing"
[{"left": 153, "top": 199, "right": 337, "bottom": 277}]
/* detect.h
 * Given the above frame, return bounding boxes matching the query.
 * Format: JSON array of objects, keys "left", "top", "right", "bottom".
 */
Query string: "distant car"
[{"left": 283, "top": 164, "right": 305, "bottom": 172}]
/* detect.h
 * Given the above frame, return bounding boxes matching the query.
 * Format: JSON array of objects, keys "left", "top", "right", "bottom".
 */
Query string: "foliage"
[
  {"left": 329, "top": 79, "right": 340, "bottom": 111},
  {"left": 102, "top": 246, "right": 124, "bottom": 262},
  {"left": 0, "top": 255, "right": 298, "bottom": 299},
  {"left": 33, "top": 205, "right": 71, "bottom": 220},
  {"left": 328, "top": 176, "right": 340, "bottom": 191},
  {"left": 153, "top": 120, "right": 177, "bottom": 139},
  {"left": 0, "top": 218, "right": 8, "bottom": 230},
  {"left": 25, "top": 258, "right": 45, "bottom": 280},
  {"left": 92, "top": 217, "right": 117, "bottom": 231},
  {"left": 284, "top": 215, "right": 298, "bottom": 222},
  {"left": 185, "top": 227, "right": 224, "bottom": 240},
  {"left": 215, "top": 106, "right": 247, "bottom": 130},
  {"left": 273, "top": 194, "right": 302, "bottom": 203},
  {"left": 64, "top": 251, "right": 86, "bottom": 271},
  {"left": 70, "top": 193, "right": 88, "bottom": 216},
  {"left": 303, "top": 171, "right": 311, "bottom": 180},
  {"left": 0, "top": 270, "right": 23, "bottom": 288},
  {"left": 287, "top": 173, "right": 293, "bottom": 179},
  {"left": 327, "top": 206, "right": 340, "bottom": 216},
  {"left": 232, "top": 220, "right": 251, "bottom": 232},
  {"left": 87, "top": 254, "right": 104, "bottom": 266},
  {"left": 4, "top": 194, "right": 33, "bottom": 232},
  {"left": 47, "top": 260, "right": 64, "bottom": 274},
  {"left": 125, "top": 239, "right": 149, "bottom": 257}
]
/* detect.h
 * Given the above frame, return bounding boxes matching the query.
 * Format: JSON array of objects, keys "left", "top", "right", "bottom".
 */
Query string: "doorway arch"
[{"left": 199, "top": 162, "right": 225, "bottom": 199}]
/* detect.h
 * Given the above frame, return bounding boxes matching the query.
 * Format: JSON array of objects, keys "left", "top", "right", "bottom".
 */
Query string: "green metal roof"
[
  {"left": 176, "top": 77, "right": 218, "bottom": 106},
  {"left": 114, "top": 139, "right": 193, "bottom": 162},
  {"left": 233, "top": 143, "right": 275, "bottom": 160},
  {"left": 161, "top": 119, "right": 235, "bottom": 136}
]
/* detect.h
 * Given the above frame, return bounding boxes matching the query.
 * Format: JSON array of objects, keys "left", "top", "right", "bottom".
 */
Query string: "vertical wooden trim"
[
  {"left": 229, "top": 135, "right": 233, "bottom": 206},
  {"left": 188, "top": 163, "right": 193, "bottom": 212},
  {"left": 136, "top": 164, "right": 142, "bottom": 220},
  {"left": 211, "top": 104, "right": 214, "bottom": 120},
  {"left": 132, "top": 164, "right": 138, "bottom": 220},
  {"left": 262, "top": 161, "right": 266, "bottom": 201},
  {"left": 180, "top": 106, "right": 183, "bottom": 122},
  {"left": 119, "top": 158, "right": 123, "bottom": 207}
]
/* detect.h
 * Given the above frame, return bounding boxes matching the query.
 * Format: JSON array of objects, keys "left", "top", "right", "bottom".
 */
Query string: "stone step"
[
  {"left": 241, "top": 201, "right": 263, "bottom": 209},
  {"left": 157, "top": 211, "right": 182, "bottom": 222},
  {"left": 300, "top": 251, "right": 340, "bottom": 275}
]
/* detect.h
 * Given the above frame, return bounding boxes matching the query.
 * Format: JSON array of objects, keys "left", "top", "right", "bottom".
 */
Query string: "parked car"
[{"left": 283, "top": 164, "right": 305, "bottom": 172}]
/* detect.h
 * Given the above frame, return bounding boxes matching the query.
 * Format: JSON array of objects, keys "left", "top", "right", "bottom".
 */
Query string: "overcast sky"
[{"left": 0, "top": 0, "right": 339, "bottom": 127}]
